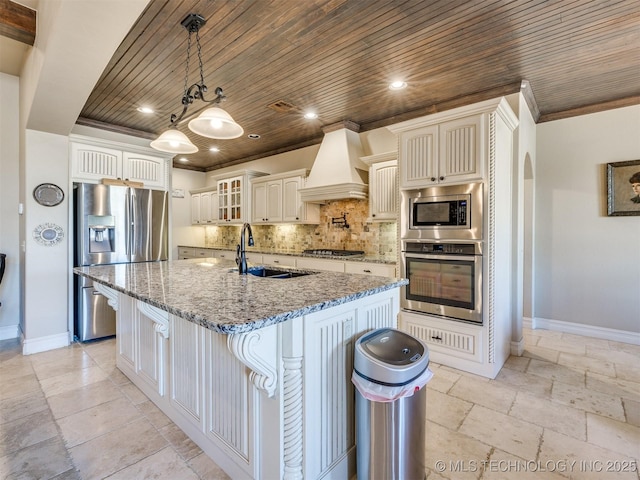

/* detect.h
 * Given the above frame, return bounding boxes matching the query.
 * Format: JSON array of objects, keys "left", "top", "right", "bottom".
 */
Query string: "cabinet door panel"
[
  {"left": 282, "top": 177, "right": 302, "bottom": 222},
  {"left": 370, "top": 161, "right": 398, "bottom": 220},
  {"left": 117, "top": 295, "right": 136, "bottom": 371},
  {"left": 191, "top": 194, "right": 201, "bottom": 224},
  {"left": 123, "top": 152, "right": 167, "bottom": 189},
  {"left": 265, "top": 180, "right": 283, "bottom": 222},
  {"left": 137, "top": 312, "right": 159, "bottom": 391},
  {"left": 171, "top": 316, "right": 203, "bottom": 427},
  {"left": 439, "top": 115, "right": 483, "bottom": 183},
  {"left": 71, "top": 143, "right": 122, "bottom": 181},
  {"left": 400, "top": 125, "right": 438, "bottom": 188},
  {"left": 252, "top": 183, "right": 267, "bottom": 223}
]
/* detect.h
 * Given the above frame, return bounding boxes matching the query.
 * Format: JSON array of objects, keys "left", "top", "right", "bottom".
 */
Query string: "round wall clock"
[
  {"left": 33, "top": 183, "right": 64, "bottom": 207},
  {"left": 33, "top": 223, "right": 64, "bottom": 246}
]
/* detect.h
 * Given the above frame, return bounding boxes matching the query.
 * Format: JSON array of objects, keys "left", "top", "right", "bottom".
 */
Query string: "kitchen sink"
[{"left": 230, "top": 266, "right": 314, "bottom": 278}]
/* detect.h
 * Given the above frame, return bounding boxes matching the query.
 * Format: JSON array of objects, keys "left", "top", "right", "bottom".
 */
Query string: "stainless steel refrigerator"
[{"left": 74, "top": 183, "right": 168, "bottom": 341}]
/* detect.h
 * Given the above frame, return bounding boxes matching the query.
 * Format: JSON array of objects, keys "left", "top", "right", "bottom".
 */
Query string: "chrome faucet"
[{"left": 236, "top": 222, "right": 254, "bottom": 275}]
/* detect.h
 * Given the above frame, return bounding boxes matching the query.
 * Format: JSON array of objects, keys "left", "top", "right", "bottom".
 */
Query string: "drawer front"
[
  {"left": 296, "top": 257, "right": 344, "bottom": 273},
  {"left": 244, "top": 252, "right": 262, "bottom": 264},
  {"left": 262, "top": 254, "right": 296, "bottom": 268},
  {"left": 195, "top": 248, "right": 213, "bottom": 258},
  {"left": 215, "top": 250, "right": 233, "bottom": 261},
  {"left": 344, "top": 262, "right": 396, "bottom": 277},
  {"left": 178, "top": 247, "right": 196, "bottom": 258}
]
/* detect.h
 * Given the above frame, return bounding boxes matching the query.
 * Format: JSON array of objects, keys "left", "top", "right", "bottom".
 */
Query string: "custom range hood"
[{"left": 299, "top": 121, "right": 369, "bottom": 203}]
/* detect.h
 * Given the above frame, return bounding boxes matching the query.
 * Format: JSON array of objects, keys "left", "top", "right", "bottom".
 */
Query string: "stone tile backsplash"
[{"left": 204, "top": 199, "right": 397, "bottom": 259}]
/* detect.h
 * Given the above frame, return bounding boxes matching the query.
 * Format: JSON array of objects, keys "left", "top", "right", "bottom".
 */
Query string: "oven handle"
[{"left": 402, "top": 253, "right": 480, "bottom": 262}]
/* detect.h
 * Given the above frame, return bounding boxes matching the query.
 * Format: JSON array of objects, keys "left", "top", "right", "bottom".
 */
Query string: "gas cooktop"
[{"left": 303, "top": 249, "right": 365, "bottom": 257}]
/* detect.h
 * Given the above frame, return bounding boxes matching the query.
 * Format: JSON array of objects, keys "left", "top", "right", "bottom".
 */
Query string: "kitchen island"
[{"left": 74, "top": 258, "right": 407, "bottom": 480}]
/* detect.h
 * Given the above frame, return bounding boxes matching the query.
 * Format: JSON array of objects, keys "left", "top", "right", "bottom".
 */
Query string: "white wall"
[
  {"left": 0, "top": 73, "right": 21, "bottom": 339},
  {"left": 22, "top": 130, "right": 70, "bottom": 352},
  {"left": 535, "top": 105, "right": 640, "bottom": 336},
  {"left": 171, "top": 168, "right": 206, "bottom": 253}
]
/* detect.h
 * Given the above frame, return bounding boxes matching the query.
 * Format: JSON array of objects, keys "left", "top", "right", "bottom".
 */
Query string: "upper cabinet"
[
  {"left": 191, "top": 190, "right": 218, "bottom": 225},
  {"left": 251, "top": 170, "right": 320, "bottom": 224},
  {"left": 217, "top": 175, "right": 244, "bottom": 223},
  {"left": 389, "top": 99, "right": 518, "bottom": 190},
  {"left": 190, "top": 171, "right": 265, "bottom": 226},
  {"left": 360, "top": 152, "right": 398, "bottom": 222},
  {"left": 393, "top": 114, "right": 483, "bottom": 188},
  {"left": 70, "top": 136, "right": 170, "bottom": 190}
]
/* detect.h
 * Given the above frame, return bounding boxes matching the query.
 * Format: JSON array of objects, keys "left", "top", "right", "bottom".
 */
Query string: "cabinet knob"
[
  {"left": 439, "top": 176, "right": 445, "bottom": 181},
  {"left": 372, "top": 214, "right": 376, "bottom": 217},
  {"left": 274, "top": 260, "right": 280, "bottom": 264},
  {"left": 296, "top": 217, "right": 299, "bottom": 220},
  {"left": 430, "top": 177, "right": 436, "bottom": 182},
  {"left": 363, "top": 269, "right": 371, "bottom": 273},
  {"left": 431, "top": 335, "right": 443, "bottom": 341}
]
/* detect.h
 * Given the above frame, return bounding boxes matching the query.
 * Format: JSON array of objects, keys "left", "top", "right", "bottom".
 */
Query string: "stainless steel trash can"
[{"left": 354, "top": 328, "right": 429, "bottom": 480}]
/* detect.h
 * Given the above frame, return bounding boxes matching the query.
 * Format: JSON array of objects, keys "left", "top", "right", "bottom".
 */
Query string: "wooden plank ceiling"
[{"left": 78, "top": 0, "right": 640, "bottom": 172}]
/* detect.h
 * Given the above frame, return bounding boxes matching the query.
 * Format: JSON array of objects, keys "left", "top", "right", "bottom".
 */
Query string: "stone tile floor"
[{"left": 0, "top": 327, "right": 638, "bottom": 479}]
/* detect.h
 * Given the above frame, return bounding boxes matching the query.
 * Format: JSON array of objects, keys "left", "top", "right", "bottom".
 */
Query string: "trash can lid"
[{"left": 354, "top": 328, "right": 429, "bottom": 386}]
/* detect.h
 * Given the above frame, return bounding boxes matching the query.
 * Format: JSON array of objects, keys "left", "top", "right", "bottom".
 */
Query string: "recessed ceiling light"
[
  {"left": 248, "top": 134, "right": 261, "bottom": 139},
  {"left": 179, "top": 157, "right": 189, "bottom": 162},
  {"left": 209, "top": 147, "right": 220, "bottom": 153},
  {"left": 137, "top": 106, "right": 154, "bottom": 113},
  {"left": 388, "top": 81, "right": 407, "bottom": 90},
  {"left": 304, "top": 111, "right": 318, "bottom": 119}
]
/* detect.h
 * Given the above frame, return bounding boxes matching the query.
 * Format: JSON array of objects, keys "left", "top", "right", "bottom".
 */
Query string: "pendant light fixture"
[{"left": 150, "top": 13, "right": 244, "bottom": 154}]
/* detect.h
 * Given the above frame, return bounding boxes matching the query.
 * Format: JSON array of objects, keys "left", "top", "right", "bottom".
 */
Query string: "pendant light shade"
[
  {"left": 150, "top": 128, "right": 198, "bottom": 154},
  {"left": 188, "top": 107, "right": 244, "bottom": 139}
]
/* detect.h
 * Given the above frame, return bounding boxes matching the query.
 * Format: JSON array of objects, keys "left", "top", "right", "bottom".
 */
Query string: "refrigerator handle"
[{"left": 125, "top": 191, "right": 130, "bottom": 256}]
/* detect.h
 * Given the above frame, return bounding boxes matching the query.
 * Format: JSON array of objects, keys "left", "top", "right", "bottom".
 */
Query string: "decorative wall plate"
[
  {"left": 33, "top": 183, "right": 64, "bottom": 207},
  {"left": 33, "top": 223, "right": 64, "bottom": 246}
]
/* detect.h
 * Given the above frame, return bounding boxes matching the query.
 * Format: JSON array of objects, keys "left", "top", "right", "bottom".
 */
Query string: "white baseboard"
[
  {"left": 527, "top": 316, "right": 640, "bottom": 346},
  {"left": 0, "top": 324, "right": 20, "bottom": 341},
  {"left": 22, "top": 332, "right": 70, "bottom": 355}
]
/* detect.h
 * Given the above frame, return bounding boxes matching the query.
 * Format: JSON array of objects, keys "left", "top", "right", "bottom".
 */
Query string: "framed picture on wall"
[{"left": 607, "top": 159, "right": 640, "bottom": 216}]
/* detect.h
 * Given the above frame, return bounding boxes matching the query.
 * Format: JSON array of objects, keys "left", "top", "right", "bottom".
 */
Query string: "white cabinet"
[
  {"left": 70, "top": 137, "right": 170, "bottom": 189},
  {"left": 211, "top": 170, "right": 266, "bottom": 224},
  {"left": 122, "top": 152, "right": 169, "bottom": 189},
  {"left": 113, "top": 284, "right": 400, "bottom": 480},
  {"left": 115, "top": 293, "right": 169, "bottom": 398},
  {"left": 190, "top": 194, "right": 201, "bottom": 225},
  {"left": 344, "top": 261, "right": 396, "bottom": 277},
  {"left": 216, "top": 175, "right": 242, "bottom": 223},
  {"left": 391, "top": 113, "right": 483, "bottom": 188},
  {"left": 361, "top": 152, "right": 398, "bottom": 221},
  {"left": 391, "top": 97, "right": 519, "bottom": 379},
  {"left": 190, "top": 189, "right": 219, "bottom": 225},
  {"left": 252, "top": 179, "right": 282, "bottom": 223},
  {"left": 296, "top": 257, "right": 344, "bottom": 272},
  {"left": 178, "top": 246, "right": 196, "bottom": 259},
  {"left": 199, "top": 191, "right": 217, "bottom": 224},
  {"left": 244, "top": 252, "right": 262, "bottom": 264},
  {"left": 262, "top": 254, "right": 296, "bottom": 268},
  {"left": 170, "top": 314, "right": 204, "bottom": 431},
  {"left": 251, "top": 170, "right": 320, "bottom": 224}
]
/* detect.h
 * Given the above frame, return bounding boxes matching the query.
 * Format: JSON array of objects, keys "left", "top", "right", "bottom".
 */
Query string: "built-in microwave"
[{"left": 401, "top": 182, "right": 483, "bottom": 241}]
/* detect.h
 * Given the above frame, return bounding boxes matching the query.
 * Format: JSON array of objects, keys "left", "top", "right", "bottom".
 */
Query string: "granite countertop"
[
  {"left": 180, "top": 245, "right": 397, "bottom": 265},
  {"left": 74, "top": 258, "right": 407, "bottom": 335}
]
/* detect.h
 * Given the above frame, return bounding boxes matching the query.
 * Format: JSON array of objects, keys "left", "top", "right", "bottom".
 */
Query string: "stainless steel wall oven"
[{"left": 400, "top": 241, "right": 483, "bottom": 324}]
